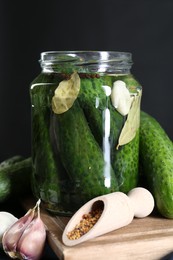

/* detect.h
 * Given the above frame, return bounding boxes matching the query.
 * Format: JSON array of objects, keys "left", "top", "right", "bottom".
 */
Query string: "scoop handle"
[{"left": 127, "top": 187, "right": 155, "bottom": 218}]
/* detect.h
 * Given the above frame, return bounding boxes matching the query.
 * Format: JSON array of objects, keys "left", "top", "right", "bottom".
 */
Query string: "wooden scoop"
[{"left": 62, "top": 187, "right": 154, "bottom": 246}]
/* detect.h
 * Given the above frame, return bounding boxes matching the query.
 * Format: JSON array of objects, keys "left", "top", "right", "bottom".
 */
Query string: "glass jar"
[{"left": 30, "top": 51, "right": 142, "bottom": 216}]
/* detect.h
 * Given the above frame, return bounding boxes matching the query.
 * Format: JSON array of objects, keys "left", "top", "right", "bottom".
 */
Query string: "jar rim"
[
  {"left": 40, "top": 51, "right": 133, "bottom": 74},
  {"left": 40, "top": 51, "right": 132, "bottom": 64}
]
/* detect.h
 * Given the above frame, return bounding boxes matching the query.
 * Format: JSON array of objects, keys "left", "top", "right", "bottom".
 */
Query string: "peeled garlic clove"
[
  {"left": 111, "top": 80, "right": 132, "bottom": 116},
  {"left": 0, "top": 212, "right": 18, "bottom": 243},
  {"left": 2, "top": 207, "right": 35, "bottom": 256},
  {"left": 17, "top": 210, "right": 46, "bottom": 259}
]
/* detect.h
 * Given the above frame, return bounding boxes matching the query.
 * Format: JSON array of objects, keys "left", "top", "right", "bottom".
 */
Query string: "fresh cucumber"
[
  {"left": 0, "top": 157, "right": 32, "bottom": 203},
  {"left": 0, "top": 155, "right": 24, "bottom": 170},
  {"left": 140, "top": 111, "right": 173, "bottom": 218}
]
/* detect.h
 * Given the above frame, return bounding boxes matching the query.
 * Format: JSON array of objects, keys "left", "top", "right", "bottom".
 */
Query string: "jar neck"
[{"left": 40, "top": 51, "right": 133, "bottom": 75}]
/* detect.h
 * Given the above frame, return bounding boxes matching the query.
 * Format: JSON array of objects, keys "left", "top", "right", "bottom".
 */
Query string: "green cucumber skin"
[
  {"left": 52, "top": 100, "right": 119, "bottom": 203},
  {"left": 31, "top": 74, "right": 67, "bottom": 209},
  {"left": 0, "top": 157, "right": 32, "bottom": 202},
  {"left": 79, "top": 76, "right": 140, "bottom": 193},
  {"left": 140, "top": 111, "right": 173, "bottom": 218},
  {"left": 31, "top": 74, "right": 75, "bottom": 214},
  {"left": 79, "top": 78, "right": 104, "bottom": 146},
  {"left": 0, "top": 155, "right": 24, "bottom": 170},
  {"left": 112, "top": 130, "right": 140, "bottom": 193},
  {"left": 32, "top": 108, "right": 61, "bottom": 202},
  {"left": 79, "top": 78, "right": 124, "bottom": 147},
  {"left": 110, "top": 75, "right": 141, "bottom": 192}
]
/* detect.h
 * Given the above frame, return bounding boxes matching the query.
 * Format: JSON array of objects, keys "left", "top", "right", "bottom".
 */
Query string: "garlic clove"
[
  {"left": 111, "top": 80, "right": 132, "bottom": 116},
  {"left": 2, "top": 207, "right": 36, "bottom": 256},
  {"left": 16, "top": 202, "right": 46, "bottom": 260},
  {"left": 0, "top": 212, "right": 18, "bottom": 243},
  {"left": 17, "top": 215, "right": 46, "bottom": 260}
]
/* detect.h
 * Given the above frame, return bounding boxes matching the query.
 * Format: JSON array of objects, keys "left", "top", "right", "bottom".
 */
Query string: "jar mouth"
[
  {"left": 40, "top": 51, "right": 132, "bottom": 64},
  {"left": 40, "top": 51, "right": 133, "bottom": 74}
]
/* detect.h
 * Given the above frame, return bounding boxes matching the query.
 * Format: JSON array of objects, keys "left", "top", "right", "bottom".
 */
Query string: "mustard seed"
[{"left": 67, "top": 208, "right": 103, "bottom": 240}]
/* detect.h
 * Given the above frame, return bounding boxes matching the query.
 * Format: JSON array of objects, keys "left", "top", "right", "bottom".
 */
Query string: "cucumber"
[
  {"left": 140, "top": 111, "right": 173, "bottom": 218},
  {"left": 110, "top": 75, "right": 141, "bottom": 192},
  {"left": 79, "top": 75, "right": 140, "bottom": 192},
  {"left": 112, "top": 130, "right": 139, "bottom": 192},
  {"left": 0, "top": 157, "right": 32, "bottom": 203},
  {"left": 0, "top": 155, "right": 24, "bottom": 170},
  {"left": 79, "top": 77, "right": 124, "bottom": 147},
  {"left": 32, "top": 107, "right": 61, "bottom": 202},
  {"left": 52, "top": 100, "right": 119, "bottom": 203},
  {"left": 79, "top": 78, "right": 105, "bottom": 146},
  {"left": 31, "top": 74, "right": 67, "bottom": 211}
]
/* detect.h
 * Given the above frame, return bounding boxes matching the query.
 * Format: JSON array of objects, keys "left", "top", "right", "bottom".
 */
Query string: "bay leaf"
[
  {"left": 117, "top": 89, "right": 142, "bottom": 149},
  {"left": 52, "top": 72, "right": 80, "bottom": 114}
]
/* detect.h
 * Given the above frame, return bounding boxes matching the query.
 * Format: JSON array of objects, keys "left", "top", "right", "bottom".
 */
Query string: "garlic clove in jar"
[
  {"left": 0, "top": 212, "right": 18, "bottom": 243},
  {"left": 111, "top": 80, "right": 132, "bottom": 116}
]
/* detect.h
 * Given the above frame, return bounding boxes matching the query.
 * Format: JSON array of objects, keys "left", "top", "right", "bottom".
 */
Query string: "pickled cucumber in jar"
[{"left": 30, "top": 51, "right": 142, "bottom": 216}]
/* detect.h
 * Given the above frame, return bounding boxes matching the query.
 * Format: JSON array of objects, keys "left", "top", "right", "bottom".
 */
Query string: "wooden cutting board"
[{"left": 23, "top": 198, "right": 173, "bottom": 260}]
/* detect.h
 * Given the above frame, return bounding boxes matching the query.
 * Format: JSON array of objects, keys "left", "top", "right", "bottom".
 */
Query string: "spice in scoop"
[{"left": 67, "top": 208, "right": 103, "bottom": 240}]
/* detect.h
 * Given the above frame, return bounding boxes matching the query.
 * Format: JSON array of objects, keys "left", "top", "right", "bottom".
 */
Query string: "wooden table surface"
[{"left": 23, "top": 198, "right": 173, "bottom": 260}]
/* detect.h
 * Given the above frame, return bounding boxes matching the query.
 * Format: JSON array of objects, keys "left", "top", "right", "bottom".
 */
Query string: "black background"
[
  {"left": 0, "top": 1, "right": 173, "bottom": 259},
  {"left": 0, "top": 0, "right": 173, "bottom": 161}
]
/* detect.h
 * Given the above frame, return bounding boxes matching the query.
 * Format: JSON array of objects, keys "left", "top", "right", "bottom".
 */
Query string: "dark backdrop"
[{"left": 0, "top": 0, "right": 173, "bottom": 160}]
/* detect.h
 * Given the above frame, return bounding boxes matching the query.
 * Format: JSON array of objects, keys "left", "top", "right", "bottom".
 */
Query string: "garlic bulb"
[
  {"left": 0, "top": 212, "right": 18, "bottom": 243},
  {"left": 2, "top": 199, "right": 46, "bottom": 260}
]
